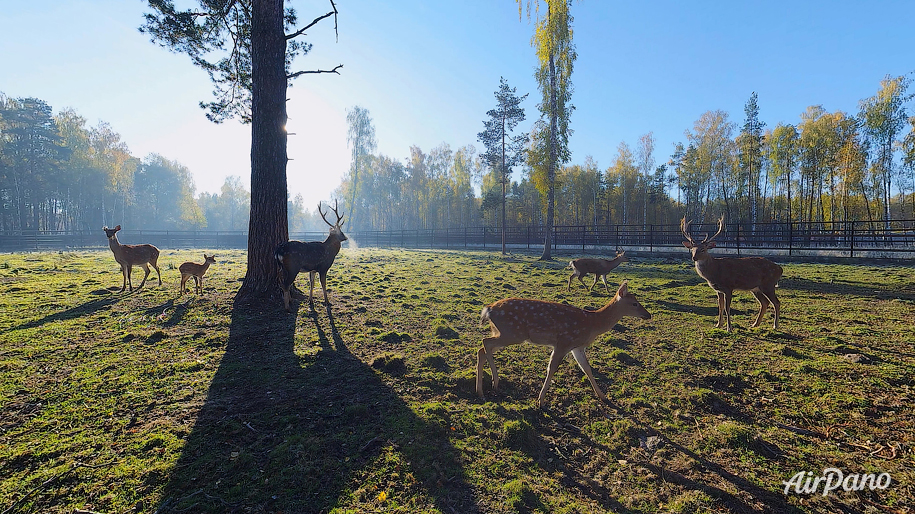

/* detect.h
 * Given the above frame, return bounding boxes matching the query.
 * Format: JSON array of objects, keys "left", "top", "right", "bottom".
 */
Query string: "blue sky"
[{"left": 2, "top": 1, "right": 913, "bottom": 208}]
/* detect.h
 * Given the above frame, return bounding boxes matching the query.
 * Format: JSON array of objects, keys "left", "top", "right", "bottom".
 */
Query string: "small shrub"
[
  {"left": 371, "top": 353, "right": 407, "bottom": 375},
  {"left": 714, "top": 421, "right": 754, "bottom": 449},
  {"left": 147, "top": 330, "right": 167, "bottom": 343},
  {"left": 502, "top": 418, "right": 535, "bottom": 450},
  {"left": 434, "top": 325, "right": 459, "bottom": 339},
  {"left": 421, "top": 354, "right": 450, "bottom": 371}
]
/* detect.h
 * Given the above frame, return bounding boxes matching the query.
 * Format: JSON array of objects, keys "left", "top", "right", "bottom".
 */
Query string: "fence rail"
[{"left": 2, "top": 220, "right": 915, "bottom": 259}]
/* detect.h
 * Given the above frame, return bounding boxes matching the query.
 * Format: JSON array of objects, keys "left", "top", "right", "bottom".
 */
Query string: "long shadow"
[
  {"left": 611, "top": 411, "right": 800, "bottom": 514},
  {"left": 156, "top": 299, "right": 480, "bottom": 513},
  {"left": 2, "top": 295, "right": 119, "bottom": 334},
  {"left": 780, "top": 276, "right": 915, "bottom": 302},
  {"left": 507, "top": 412, "right": 645, "bottom": 514}
]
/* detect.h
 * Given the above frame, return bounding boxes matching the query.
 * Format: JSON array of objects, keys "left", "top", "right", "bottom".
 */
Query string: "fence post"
[
  {"left": 581, "top": 225, "right": 585, "bottom": 252},
  {"left": 788, "top": 221, "right": 793, "bottom": 256},
  {"left": 849, "top": 220, "right": 855, "bottom": 258},
  {"left": 735, "top": 223, "right": 741, "bottom": 256}
]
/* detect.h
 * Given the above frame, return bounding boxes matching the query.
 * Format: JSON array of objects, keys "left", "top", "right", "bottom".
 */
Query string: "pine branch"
[
  {"left": 287, "top": 64, "right": 343, "bottom": 80},
  {"left": 286, "top": 0, "right": 338, "bottom": 41}
]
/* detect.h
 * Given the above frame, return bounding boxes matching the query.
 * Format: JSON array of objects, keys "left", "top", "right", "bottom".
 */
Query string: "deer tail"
[{"left": 480, "top": 306, "right": 492, "bottom": 327}]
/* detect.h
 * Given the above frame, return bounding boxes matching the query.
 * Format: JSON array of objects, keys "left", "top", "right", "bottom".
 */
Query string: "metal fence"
[{"left": 2, "top": 220, "right": 915, "bottom": 259}]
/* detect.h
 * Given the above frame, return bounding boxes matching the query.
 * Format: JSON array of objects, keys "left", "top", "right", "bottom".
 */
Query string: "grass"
[{"left": 0, "top": 247, "right": 913, "bottom": 513}]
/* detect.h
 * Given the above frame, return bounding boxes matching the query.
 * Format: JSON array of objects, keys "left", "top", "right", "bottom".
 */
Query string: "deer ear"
[
  {"left": 115, "top": 225, "right": 121, "bottom": 231},
  {"left": 616, "top": 281, "right": 629, "bottom": 297},
  {"left": 682, "top": 241, "right": 693, "bottom": 249},
  {"left": 707, "top": 242, "right": 717, "bottom": 249}
]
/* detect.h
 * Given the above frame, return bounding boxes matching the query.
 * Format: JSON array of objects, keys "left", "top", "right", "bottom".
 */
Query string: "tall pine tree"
[
  {"left": 141, "top": 0, "right": 341, "bottom": 304},
  {"left": 478, "top": 77, "right": 528, "bottom": 255}
]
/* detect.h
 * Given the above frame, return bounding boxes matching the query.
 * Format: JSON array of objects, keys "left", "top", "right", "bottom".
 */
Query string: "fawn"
[
  {"left": 179, "top": 254, "right": 216, "bottom": 295},
  {"left": 275, "top": 200, "right": 347, "bottom": 312},
  {"left": 681, "top": 216, "right": 783, "bottom": 331},
  {"left": 567, "top": 251, "right": 629, "bottom": 292},
  {"left": 477, "top": 281, "right": 651, "bottom": 408},
  {"left": 103, "top": 225, "right": 161, "bottom": 292}
]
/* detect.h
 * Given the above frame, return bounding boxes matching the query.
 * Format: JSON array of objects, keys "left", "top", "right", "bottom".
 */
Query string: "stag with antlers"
[
  {"left": 681, "top": 216, "right": 783, "bottom": 331},
  {"left": 275, "top": 201, "right": 348, "bottom": 312}
]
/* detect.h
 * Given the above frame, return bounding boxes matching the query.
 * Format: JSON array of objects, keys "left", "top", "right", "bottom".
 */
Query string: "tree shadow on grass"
[{"left": 156, "top": 299, "right": 480, "bottom": 513}]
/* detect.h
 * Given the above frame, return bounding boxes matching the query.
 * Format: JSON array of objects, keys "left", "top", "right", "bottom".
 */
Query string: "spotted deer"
[
  {"left": 681, "top": 216, "right": 783, "bottom": 331},
  {"left": 567, "top": 251, "right": 628, "bottom": 292},
  {"left": 477, "top": 281, "right": 651, "bottom": 408},
  {"left": 102, "top": 225, "right": 161, "bottom": 292},
  {"left": 275, "top": 201, "right": 347, "bottom": 312},
  {"left": 179, "top": 254, "right": 216, "bottom": 295}
]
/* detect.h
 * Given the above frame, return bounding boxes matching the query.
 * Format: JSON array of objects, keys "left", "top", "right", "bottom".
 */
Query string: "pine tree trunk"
[{"left": 235, "top": 0, "right": 289, "bottom": 305}]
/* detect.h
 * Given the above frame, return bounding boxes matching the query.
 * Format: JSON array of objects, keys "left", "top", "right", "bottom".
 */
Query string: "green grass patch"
[{"left": 0, "top": 249, "right": 913, "bottom": 512}]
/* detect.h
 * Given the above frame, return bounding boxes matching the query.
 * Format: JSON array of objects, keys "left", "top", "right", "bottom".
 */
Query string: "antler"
[
  {"left": 680, "top": 217, "right": 696, "bottom": 245},
  {"left": 705, "top": 216, "right": 725, "bottom": 243},
  {"left": 318, "top": 199, "right": 345, "bottom": 227}
]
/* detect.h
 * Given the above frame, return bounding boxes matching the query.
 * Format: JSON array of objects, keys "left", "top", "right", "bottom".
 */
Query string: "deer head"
[
  {"left": 681, "top": 216, "right": 724, "bottom": 262},
  {"left": 319, "top": 200, "right": 348, "bottom": 242},
  {"left": 103, "top": 225, "right": 122, "bottom": 239}
]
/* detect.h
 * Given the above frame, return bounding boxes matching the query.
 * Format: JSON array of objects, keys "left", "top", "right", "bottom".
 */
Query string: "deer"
[
  {"left": 680, "top": 216, "right": 783, "bottom": 331},
  {"left": 179, "top": 254, "right": 216, "bottom": 295},
  {"left": 477, "top": 281, "right": 651, "bottom": 409},
  {"left": 275, "top": 200, "right": 347, "bottom": 312},
  {"left": 567, "top": 251, "right": 629, "bottom": 292},
  {"left": 102, "top": 225, "right": 162, "bottom": 292}
]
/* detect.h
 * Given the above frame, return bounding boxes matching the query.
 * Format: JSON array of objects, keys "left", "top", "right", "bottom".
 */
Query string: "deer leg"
[
  {"left": 308, "top": 271, "right": 317, "bottom": 307},
  {"left": 319, "top": 271, "right": 330, "bottom": 303},
  {"left": 138, "top": 264, "right": 151, "bottom": 289},
  {"left": 120, "top": 265, "right": 128, "bottom": 292},
  {"left": 281, "top": 271, "right": 297, "bottom": 312},
  {"left": 723, "top": 291, "right": 734, "bottom": 332},
  {"left": 714, "top": 291, "right": 726, "bottom": 328},
  {"left": 180, "top": 274, "right": 188, "bottom": 294},
  {"left": 571, "top": 347, "right": 607, "bottom": 403},
  {"left": 478, "top": 336, "right": 505, "bottom": 395},
  {"left": 763, "top": 288, "right": 780, "bottom": 329},
  {"left": 152, "top": 261, "right": 162, "bottom": 286},
  {"left": 567, "top": 273, "right": 575, "bottom": 291},
  {"left": 751, "top": 290, "right": 769, "bottom": 328},
  {"left": 600, "top": 274, "right": 610, "bottom": 293},
  {"left": 589, "top": 275, "right": 599, "bottom": 291},
  {"left": 537, "top": 348, "right": 565, "bottom": 409},
  {"left": 194, "top": 276, "right": 202, "bottom": 294}
]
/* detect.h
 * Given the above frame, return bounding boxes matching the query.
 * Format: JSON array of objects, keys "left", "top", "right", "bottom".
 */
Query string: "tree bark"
[
  {"left": 235, "top": 0, "right": 289, "bottom": 305},
  {"left": 540, "top": 50, "right": 557, "bottom": 261}
]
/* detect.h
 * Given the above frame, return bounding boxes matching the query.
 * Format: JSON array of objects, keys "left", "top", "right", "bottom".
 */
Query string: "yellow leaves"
[{"left": 376, "top": 490, "right": 387, "bottom": 503}]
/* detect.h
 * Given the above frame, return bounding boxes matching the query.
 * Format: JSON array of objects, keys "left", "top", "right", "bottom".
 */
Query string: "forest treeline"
[
  {"left": 336, "top": 75, "right": 915, "bottom": 232},
  {"left": 3, "top": 74, "right": 914, "bottom": 235},
  {"left": 0, "top": 93, "right": 323, "bottom": 233}
]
